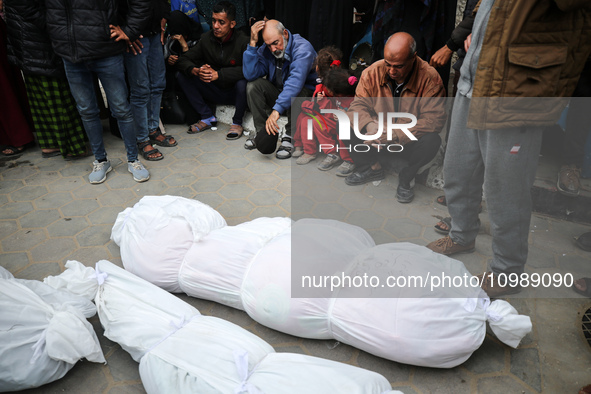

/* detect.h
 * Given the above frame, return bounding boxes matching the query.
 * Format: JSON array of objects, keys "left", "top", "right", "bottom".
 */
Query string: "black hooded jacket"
[{"left": 44, "top": 0, "right": 151, "bottom": 63}]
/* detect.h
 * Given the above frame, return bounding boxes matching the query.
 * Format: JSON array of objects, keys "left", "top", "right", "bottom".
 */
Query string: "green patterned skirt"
[{"left": 24, "top": 74, "right": 87, "bottom": 157}]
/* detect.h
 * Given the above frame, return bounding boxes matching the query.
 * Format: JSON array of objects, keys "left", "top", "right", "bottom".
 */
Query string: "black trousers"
[
  {"left": 348, "top": 131, "right": 441, "bottom": 187},
  {"left": 246, "top": 78, "right": 312, "bottom": 154}
]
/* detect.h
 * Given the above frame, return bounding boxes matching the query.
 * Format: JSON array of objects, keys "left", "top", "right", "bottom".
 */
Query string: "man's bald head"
[
  {"left": 383, "top": 32, "right": 417, "bottom": 84},
  {"left": 262, "top": 19, "right": 289, "bottom": 59}
]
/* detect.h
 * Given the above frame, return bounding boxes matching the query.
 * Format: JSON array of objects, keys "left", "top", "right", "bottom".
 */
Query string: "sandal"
[
  {"left": 226, "top": 124, "right": 244, "bottom": 140},
  {"left": 188, "top": 120, "right": 215, "bottom": 134},
  {"left": 2, "top": 145, "right": 26, "bottom": 156},
  {"left": 275, "top": 137, "right": 293, "bottom": 159},
  {"left": 149, "top": 128, "right": 177, "bottom": 147},
  {"left": 573, "top": 278, "right": 591, "bottom": 297},
  {"left": 138, "top": 140, "right": 163, "bottom": 161},
  {"left": 41, "top": 150, "right": 61, "bottom": 158},
  {"left": 434, "top": 217, "right": 451, "bottom": 235}
]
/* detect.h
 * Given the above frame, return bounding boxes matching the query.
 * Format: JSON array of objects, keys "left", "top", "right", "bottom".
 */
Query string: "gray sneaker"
[
  {"left": 335, "top": 161, "right": 355, "bottom": 177},
  {"left": 295, "top": 153, "right": 317, "bottom": 165},
  {"left": 128, "top": 160, "right": 150, "bottom": 182},
  {"left": 317, "top": 154, "right": 342, "bottom": 171},
  {"left": 89, "top": 160, "right": 112, "bottom": 184}
]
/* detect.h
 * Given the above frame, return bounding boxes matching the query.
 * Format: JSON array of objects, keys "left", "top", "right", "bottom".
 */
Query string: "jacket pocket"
[{"left": 503, "top": 44, "right": 567, "bottom": 97}]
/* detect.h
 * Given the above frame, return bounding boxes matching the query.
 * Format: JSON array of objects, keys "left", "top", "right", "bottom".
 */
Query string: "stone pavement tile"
[
  {"left": 19, "top": 361, "right": 110, "bottom": 394},
  {"left": 216, "top": 199, "right": 255, "bottom": 218},
  {"left": 10, "top": 185, "right": 48, "bottom": 201},
  {"left": 248, "top": 161, "right": 279, "bottom": 175},
  {"left": 34, "top": 192, "right": 73, "bottom": 210},
  {"left": 2, "top": 228, "right": 46, "bottom": 252},
  {"left": 558, "top": 254, "right": 591, "bottom": 276},
  {"left": 15, "top": 262, "right": 61, "bottom": 280},
  {"left": 461, "top": 337, "right": 506, "bottom": 374},
  {"left": 191, "top": 177, "right": 225, "bottom": 193},
  {"left": 193, "top": 192, "right": 224, "bottom": 209},
  {"left": 196, "top": 151, "right": 226, "bottom": 164},
  {"left": 384, "top": 217, "right": 423, "bottom": 240},
  {"left": 530, "top": 214, "right": 551, "bottom": 232},
  {"left": 411, "top": 367, "right": 472, "bottom": 394},
  {"left": 59, "top": 164, "right": 91, "bottom": 178},
  {"left": 107, "top": 384, "right": 146, "bottom": 394},
  {"left": 133, "top": 180, "right": 168, "bottom": 198},
  {"left": 527, "top": 244, "right": 558, "bottom": 269},
  {"left": 407, "top": 204, "right": 444, "bottom": 227},
  {"left": 24, "top": 170, "right": 62, "bottom": 186},
  {"left": 291, "top": 195, "right": 315, "bottom": 218},
  {"left": 476, "top": 375, "right": 537, "bottom": 394},
  {"left": 372, "top": 199, "right": 411, "bottom": 218},
  {"left": 532, "top": 224, "right": 579, "bottom": 255},
  {"left": 106, "top": 173, "right": 137, "bottom": 190},
  {"left": 355, "top": 350, "right": 411, "bottom": 384},
  {"left": 249, "top": 189, "right": 283, "bottom": 206},
  {"left": 367, "top": 229, "right": 397, "bottom": 245},
  {"left": 0, "top": 219, "right": 18, "bottom": 239},
  {"left": 76, "top": 225, "right": 112, "bottom": 247},
  {"left": 207, "top": 303, "right": 256, "bottom": 328},
  {"left": 347, "top": 210, "right": 385, "bottom": 231},
  {"left": 88, "top": 207, "right": 128, "bottom": 225},
  {"left": 47, "top": 217, "right": 90, "bottom": 237},
  {"left": 31, "top": 238, "right": 77, "bottom": 262},
  {"left": 453, "top": 253, "right": 489, "bottom": 276},
  {"left": 61, "top": 199, "right": 99, "bottom": 217},
  {"left": 390, "top": 386, "right": 419, "bottom": 394},
  {"left": 0, "top": 252, "right": 29, "bottom": 273},
  {"left": 219, "top": 168, "right": 252, "bottom": 184},
  {"left": 106, "top": 241, "right": 121, "bottom": 259},
  {"left": 274, "top": 345, "right": 308, "bottom": 354},
  {"left": 312, "top": 202, "right": 350, "bottom": 221},
  {"left": 72, "top": 182, "right": 109, "bottom": 199},
  {"left": 19, "top": 210, "right": 61, "bottom": 228},
  {"left": 221, "top": 156, "right": 251, "bottom": 170},
  {"left": 1, "top": 162, "right": 38, "bottom": 180},
  {"left": 0, "top": 179, "right": 25, "bottom": 193},
  {"left": 277, "top": 180, "right": 291, "bottom": 195},
  {"left": 251, "top": 322, "right": 300, "bottom": 346},
  {"left": 279, "top": 196, "right": 290, "bottom": 212},
  {"left": 106, "top": 347, "right": 141, "bottom": 382},
  {"left": 219, "top": 183, "right": 253, "bottom": 199},
  {"left": 97, "top": 190, "right": 136, "bottom": 207},
  {"left": 164, "top": 186, "right": 196, "bottom": 199},
  {"left": 306, "top": 183, "right": 346, "bottom": 204},
  {"left": 0, "top": 201, "right": 34, "bottom": 219},
  {"left": 0, "top": 194, "right": 8, "bottom": 206},
  {"left": 163, "top": 172, "right": 195, "bottom": 187},
  {"left": 249, "top": 174, "right": 281, "bottom": 190},
  {"left": 171, "top": 147, "right": 200, "bottom": 159},
  {"left": 66, "top": 246, "right": 112, "bottom": 266},
  {"left": 338, "top": 191, "right": 376, "bottom": 211},
  {"left": 48, "top": 177, "right": 85, "bottom": 192},
  {"left": 300, "top": 339, "right": 355, "bottom": 363},
  {"left": 192, "top": 163, "right": 226, "bottom": 178}
]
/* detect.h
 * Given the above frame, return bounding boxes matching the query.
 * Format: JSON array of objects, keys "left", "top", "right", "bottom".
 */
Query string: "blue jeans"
[
  {"left": 63, "top": 55, "right": 138, "bottom": 162},
  {"left": 124, "top": 35, "right": 166, "bottom": 143}
]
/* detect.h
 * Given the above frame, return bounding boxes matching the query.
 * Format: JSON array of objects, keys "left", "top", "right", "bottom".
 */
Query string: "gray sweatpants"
[{"left": 444, "top": 96, "right": 543, "bottom": 275}]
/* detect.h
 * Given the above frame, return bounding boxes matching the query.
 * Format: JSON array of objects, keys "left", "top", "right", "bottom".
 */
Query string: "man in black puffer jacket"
[{"left": 44, "top": 0, "right": 152, "bottom": 184}]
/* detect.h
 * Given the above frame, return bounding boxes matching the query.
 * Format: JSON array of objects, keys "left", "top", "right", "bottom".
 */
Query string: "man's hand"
[
  {"left": 168, "top": 55, "right": 179, "bottom": 65},
  {"left": 362, "top": 121, "right": 391, "bottom": 147},
  {"left": 316, "top": 90, "right": 325, "bottom": 102},
  {"left": 127, "top": 39, "right": 143, "bottom": 55},
  {"left": 464, "top": 34, "right": 472, "bottom": 53},
  {"left": 429, "top": 45, "right": 453, "bottom": 68},
  {"left": 250, "top": 20, "right": 265, "bottom": 47},
  {"left": 110, "top": 25, "right": 130, "bottom": 42},
  {"left": 198, "top": 64, "right": 219, "bottom": 82},
  {"left": 173, "top": 34, "right": 189, "bottom": 52},
  {"left": 191, "top": 67, "right": 201, "bottom": 76},
  {"left": 265, "top": 110, "right": 281, "bottom": 135}
]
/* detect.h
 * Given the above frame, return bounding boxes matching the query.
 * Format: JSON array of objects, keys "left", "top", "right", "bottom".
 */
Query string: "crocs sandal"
[
  {"left": 573, "top": 278, "right": 591, "bottom": 298},
  {"left": 226, "top": 124, "right": 244, "bottom": 140},
  {"left": 434, "top": 217, "right": 452, "bottom": 234},
  {"left": 138, "top": 140, "right": 163, "bottom": 161},
  {"left": 188, "top": 120, "right": 215, "bottom": 134},
  {"left": 149, "top": 128, "right": 177, "bottom": 147},
  {"left": 41, "top": 150, "right": 61, "bottom": 158}
]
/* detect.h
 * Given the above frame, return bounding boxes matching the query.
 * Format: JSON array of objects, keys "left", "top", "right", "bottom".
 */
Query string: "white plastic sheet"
[
  {"left": 45, "top": 260, "right": 400, "bottom": 394},
  {"left": 0, "top": 266, "right": 105, "bottom": 392},
  {"left": 110, "top": 196, "right": 532, "bottom": 368}
]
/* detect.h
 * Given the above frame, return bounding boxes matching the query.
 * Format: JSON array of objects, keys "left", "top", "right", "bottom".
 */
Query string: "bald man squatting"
[{"left": 242, "top": 19, "right": 317, "bottom": 159}]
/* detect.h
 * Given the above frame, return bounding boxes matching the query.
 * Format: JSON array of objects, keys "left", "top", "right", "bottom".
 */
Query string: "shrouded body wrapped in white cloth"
[
  {"left": 44, "top": 260, "right": 401, "bottom": 394},
  {"left": 110, "top": 196, "right": 532, "bottom": 368},
  {"left": 0, "top": 266, "right": 105, "bottom": 392}
]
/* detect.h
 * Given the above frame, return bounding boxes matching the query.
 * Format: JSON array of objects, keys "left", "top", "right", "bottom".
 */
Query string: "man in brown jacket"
[
  {"left": 427, "top": 0, "right": 591, "bottom": 297},
  {"left": 345, "top": 32, "right": 447, "bottom": 203}
]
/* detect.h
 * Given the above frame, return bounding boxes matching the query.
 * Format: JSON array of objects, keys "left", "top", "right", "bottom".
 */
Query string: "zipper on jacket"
[{"left": 64, "top": 0, "right": 77, "bottom": 61}]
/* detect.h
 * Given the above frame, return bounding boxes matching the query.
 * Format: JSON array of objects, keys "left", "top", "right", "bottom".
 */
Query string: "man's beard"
[{"left": 272, "top": 38, "right": 288, "bottom": 59}]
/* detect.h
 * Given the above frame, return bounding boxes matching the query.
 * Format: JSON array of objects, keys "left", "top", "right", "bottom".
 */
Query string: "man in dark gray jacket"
[{"left": 45, "top": 0, "right": 151, "bottom": 184}]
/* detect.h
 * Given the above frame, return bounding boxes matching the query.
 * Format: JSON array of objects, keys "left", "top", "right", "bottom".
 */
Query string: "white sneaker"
[
  {"left": 128, "top": 160, "right": 150, "bottom": 182},
  {"left": 89, "top": 160, "right": 112, "bottom": 184},
  {"left": 335, "top": 161, "right": 355, "bottom": 177}
]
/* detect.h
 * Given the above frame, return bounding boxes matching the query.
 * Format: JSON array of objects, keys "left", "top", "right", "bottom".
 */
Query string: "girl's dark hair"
[
  {"left": 323, "top": 68, "right": 358, "bottom": 97},
  {"left": 314, "top": 46, "right": 343, "bottom": 80}
]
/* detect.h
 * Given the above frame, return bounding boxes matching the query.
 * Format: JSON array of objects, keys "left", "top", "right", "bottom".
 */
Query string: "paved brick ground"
[{"left": 2, "top": 122, "right": 591, "bottom": 393}]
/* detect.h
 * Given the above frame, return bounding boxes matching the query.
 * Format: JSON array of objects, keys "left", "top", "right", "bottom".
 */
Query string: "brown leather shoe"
[
  {"left": 426, "top": 236, "right": 475, "bottom": 256},
  {"left": 557, "top": 164, "right": 581, "bottom": 197},
  {"left": 477, "top": 272, "right": 522, "bottom": 298}
]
